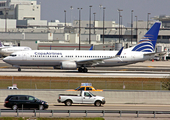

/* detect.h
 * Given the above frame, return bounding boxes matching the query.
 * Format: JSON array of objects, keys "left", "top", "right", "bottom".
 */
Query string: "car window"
[
  {"left": 84, "top": 92, "right": 92, "bottom": 97},
  {"left": 10, "top": 96, "right": 18, "bottom": 100},
  {"left": 86, "top": 87, "right": 92, "bottom": 91},
  {"left": 75, "top": 86, "right": 80, "bottom": 90},
  {"left": 19, "top": 96, "right": 27, "bottom": 100},
  {"left": 28, "top": 96, "right": 35, "bottom": 101},
  {"left": 79, "top": 87, "right": 85, "bottom": 91}
]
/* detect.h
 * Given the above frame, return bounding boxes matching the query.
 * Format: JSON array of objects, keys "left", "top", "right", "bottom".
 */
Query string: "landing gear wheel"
[
  {"left": 18, "top": 68, "right": 21, "bottom": 72},
  {"left": 78, "top": 67, "right": 82, "bottom": 72},
  {"left": 83, "top": 68, "right": 88, "bottom": 73}
]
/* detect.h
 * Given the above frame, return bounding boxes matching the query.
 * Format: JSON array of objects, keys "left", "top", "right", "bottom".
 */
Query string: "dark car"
[{"left": 4, "top": 95, "right": 48, "bottom": 110}]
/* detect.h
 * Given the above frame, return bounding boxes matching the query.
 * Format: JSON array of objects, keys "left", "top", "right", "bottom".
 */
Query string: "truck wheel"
[
  {"left": 12, "top": 105, "right": 18, "bottom": 110},
  {"left": 95, "top": 101, "right": 101, "bottom": 107},
  {"left": 65, "top": 100, "right": 72, "bottom": 106},
  {"left": 39, "top": 105, "right": 44, "bottom": 110}
]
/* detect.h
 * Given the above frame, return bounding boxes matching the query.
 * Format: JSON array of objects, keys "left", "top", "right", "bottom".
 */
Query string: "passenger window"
[
  {"left": 84, "top": 92, "right": 91, "bottom": 97},
  {"left": 79, "top": 87, "right": 85, "bottom": 91},
  {"left": 28, "top": 96, "right": 34, "bottom": 101},
  {"left": 86, "top": 87, "right": 92, "bottom": 91},
  {"left": 19, "top": 96, "right": 27, "bottom": 100},
  {"left": 10, "top": 97, "right": 18, "bottom": 100}
]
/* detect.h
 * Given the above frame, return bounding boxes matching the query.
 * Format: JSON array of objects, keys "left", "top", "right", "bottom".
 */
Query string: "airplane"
[
  {"left": 3, "top": 22, "right": 161, "bottom": 72},
  {"left": 0, "top": 41, "right": 32, "bottom": 57}
]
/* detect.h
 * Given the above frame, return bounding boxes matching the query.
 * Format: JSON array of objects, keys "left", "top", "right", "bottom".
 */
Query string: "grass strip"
[{"left": 0, "top": 76, "right": 168, "bottom": 90}]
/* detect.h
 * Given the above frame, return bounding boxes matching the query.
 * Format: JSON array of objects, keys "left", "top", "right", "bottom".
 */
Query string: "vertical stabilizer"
[{"left": 132, "top": 22, "right": 161, "bottom": 52}]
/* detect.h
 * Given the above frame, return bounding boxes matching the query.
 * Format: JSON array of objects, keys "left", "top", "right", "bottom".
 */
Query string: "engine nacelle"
[{"left": 60, "top": 61, "right": 77, "bottom": 69}]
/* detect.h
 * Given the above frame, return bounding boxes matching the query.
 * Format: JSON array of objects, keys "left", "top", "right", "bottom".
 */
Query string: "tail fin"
[{"left": 132, "top": 22, "right": 161, "bottom": 52}]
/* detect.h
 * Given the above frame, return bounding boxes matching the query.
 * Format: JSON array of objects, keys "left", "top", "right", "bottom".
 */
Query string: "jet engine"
[{"left": 60, "top": 61, "right": 77, "bottom": 69}]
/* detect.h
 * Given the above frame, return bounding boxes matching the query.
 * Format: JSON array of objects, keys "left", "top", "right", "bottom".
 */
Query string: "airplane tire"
[
  {"left": 18, "top": 68, "right": 21, "bottom": 72},
  {"left": 78, "top": 67, "right": 82, "bottom": 72},
  {"left": 83, "top": 68, "right": 88, "bottom": 73}
]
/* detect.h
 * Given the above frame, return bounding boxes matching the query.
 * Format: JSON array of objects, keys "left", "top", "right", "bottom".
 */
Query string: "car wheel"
[
  {"left": 65, "top": 100, "right": 72, "bottom": 106},
  {"left": 39, "top": 105, "right": 44, "bottom": 110},
  {"left": 12, "top": 105, "right": 18, "bottom": 110},
  {"left": 95, "top": 101, "right": 101, "bottom": 107}
]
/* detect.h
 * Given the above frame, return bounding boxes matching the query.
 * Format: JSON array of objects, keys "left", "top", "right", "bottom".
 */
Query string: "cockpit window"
[{"left": 10, "top": 54, "right": 17, "bottom": 57}]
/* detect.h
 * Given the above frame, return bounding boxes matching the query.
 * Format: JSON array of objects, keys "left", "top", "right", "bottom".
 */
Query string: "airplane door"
[{"left": 22, "top": 53, "right": 27, "bottom": 60}]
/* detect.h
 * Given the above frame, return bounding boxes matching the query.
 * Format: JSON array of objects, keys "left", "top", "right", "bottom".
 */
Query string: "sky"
[{"left": 36, "top": 0, "right": 170, "bottom": 26}]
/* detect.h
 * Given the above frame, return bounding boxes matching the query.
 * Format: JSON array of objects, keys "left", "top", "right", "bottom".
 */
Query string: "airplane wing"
[{"left": 75, "top": 47, "right": 124, "bottom": 66}]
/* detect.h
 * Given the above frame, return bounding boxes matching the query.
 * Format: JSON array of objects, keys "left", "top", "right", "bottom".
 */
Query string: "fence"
[
  {"left": 0, "top": 79, "right": 165, "bottom": 90},
  {"left": 0, "top": 109, "right": 170, "bottom": 118}
]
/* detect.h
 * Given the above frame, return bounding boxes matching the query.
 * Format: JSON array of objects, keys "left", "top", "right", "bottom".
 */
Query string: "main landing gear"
[
  {"left": 18, "top": 68, "right": 21, "bottom": 72},
  {"left": 78, "top": 67, "right": 88, "bottom": 73}
]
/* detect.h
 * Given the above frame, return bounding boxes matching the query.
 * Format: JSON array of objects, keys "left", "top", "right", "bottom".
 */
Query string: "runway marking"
[
  {"left": 0, "top": 66, "right": 9, "bottom": 69},
  {"left": 148, "top": 66, "right": 154, "bottom": 68},
  {"left": 120, "top": 69, "right": 128, "bottom": 71}
]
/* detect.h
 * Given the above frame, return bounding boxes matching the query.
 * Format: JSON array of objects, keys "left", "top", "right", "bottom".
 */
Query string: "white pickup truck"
[{"left": 57, "top": 91, "right": 105, "bottom": 106}]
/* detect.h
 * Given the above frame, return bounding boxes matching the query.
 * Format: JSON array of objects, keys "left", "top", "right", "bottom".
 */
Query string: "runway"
[
  {"left": 0, "top": 68, "right": 169, "bottom": 78},
  {"left": 0, "top": 60, "right": 170, "bottom": 78}
]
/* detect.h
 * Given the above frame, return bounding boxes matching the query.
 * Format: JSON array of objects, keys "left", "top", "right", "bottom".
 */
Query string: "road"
[
  {"left": 1, "top": 104, "right": 170, "bottom": 111},
  {"left": 1, "top": 104, "right": 170, "bottom": 119}
]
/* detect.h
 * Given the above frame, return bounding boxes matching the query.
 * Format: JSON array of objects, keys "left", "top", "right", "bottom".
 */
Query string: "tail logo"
[
  {"left": 132, "top": 22, "right": 161, "bottom": 52},
  {"left": 132, "top": 35, "right": 155, "bottom": 52}
]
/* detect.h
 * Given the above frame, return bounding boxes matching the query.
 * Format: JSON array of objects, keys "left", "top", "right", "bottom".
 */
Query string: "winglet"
[{"left": 116, "top": 47, "right": 124, "bottom": 57}]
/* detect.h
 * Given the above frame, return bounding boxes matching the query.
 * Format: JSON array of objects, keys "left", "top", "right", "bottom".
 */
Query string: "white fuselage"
[{"left": 3, "top": 48, "right": 153, "bottom": 68}]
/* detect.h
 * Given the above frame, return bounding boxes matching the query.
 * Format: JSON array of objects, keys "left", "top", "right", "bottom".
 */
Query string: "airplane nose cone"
[{"left": 3, "top": 57, "right": 10, "bottom": 62}]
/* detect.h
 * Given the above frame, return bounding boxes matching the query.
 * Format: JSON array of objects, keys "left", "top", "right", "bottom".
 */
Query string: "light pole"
[
  {"left": 78, "top": 8, "right": 82, "bottom": 50},
  {"left": 93, "top": 12, "right": 96, "bottom": 34},
  {"left": 118, "top": 9, "right": 123, "bottom": 43},
  {"left": 120, "top": 15, "right": 122, "bottom": 41},
  {"left": 135, "top": 16, "right": 138, "bottom": 43},
  {"left": 89, "top": 5, "right": 92, "bottom": 44},
  {"left": 5, "top": 8, "right": 8, "bottom": 32},
  {"left": 70, "top": 6, "right": 73, "bottom": 24},
  {"left": 99, "top": 5, "right": 103, "bottom": 21},
  {"left": 64, "top": 10, "right": 66, "bottom": 26},
  {"left": 147, "top": 13, "right": 151, "bottom": 30},
  {"left": 131, "top": 10, "right": 133, "bottom": 44},
  {"left": 103, "top": 7, "right": 106, "bottom": 44}
]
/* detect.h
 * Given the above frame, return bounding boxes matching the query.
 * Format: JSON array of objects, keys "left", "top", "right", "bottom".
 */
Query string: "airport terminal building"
[{"left": 0, "top": 0, "right": 170, "bottom": 59}]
